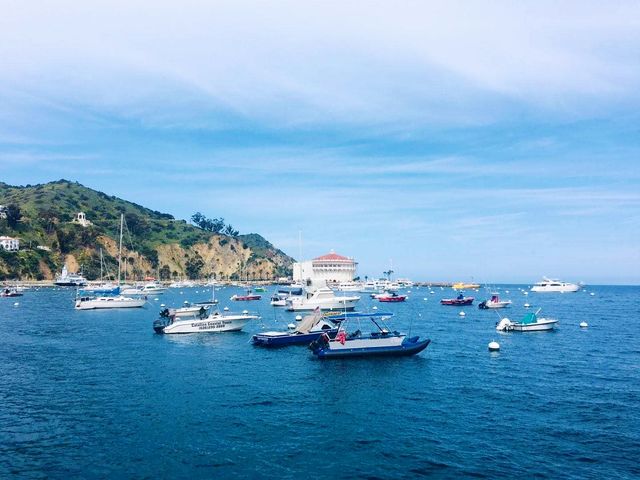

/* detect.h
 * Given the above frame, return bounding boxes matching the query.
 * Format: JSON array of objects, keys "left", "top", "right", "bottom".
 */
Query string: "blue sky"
[{"left": 1, "top": 1, "right": 639, "bottom": 284}]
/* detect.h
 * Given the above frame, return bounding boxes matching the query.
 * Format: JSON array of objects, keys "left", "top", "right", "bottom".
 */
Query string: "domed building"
[{"left": 293, "top": 250, "right": 357, "bottom": 290}]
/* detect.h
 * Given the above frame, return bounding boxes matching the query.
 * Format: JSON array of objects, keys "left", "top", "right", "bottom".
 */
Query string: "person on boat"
[{"left": 457, "top": 293, "right": 464, "bottom": 300}]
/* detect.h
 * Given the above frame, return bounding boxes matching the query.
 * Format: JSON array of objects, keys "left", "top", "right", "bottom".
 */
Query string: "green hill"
[{"left": 0, "top": 180, "right": 294, "bottom": 281}]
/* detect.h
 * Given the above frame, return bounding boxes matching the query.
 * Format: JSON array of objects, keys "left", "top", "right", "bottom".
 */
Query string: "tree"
[
  {"left": 185, "top": 255, "right": 204, "bottom": 280},
  {"left": 159, "top": 265, "right": 171, "bottom": 281},
  {"left": 6, "top": 204, "right": 21, "bottom": 228},
  {"left": 191, "top": 212, "right": 226, "bottom": 233},
  {"left": 223, "top": 224, "right": 239, "bottom": 236}
]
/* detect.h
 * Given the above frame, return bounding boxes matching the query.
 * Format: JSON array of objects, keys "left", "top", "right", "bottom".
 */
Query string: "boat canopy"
[
  {"left": 521, "top": 313, "right": 537, "bottom": 325},
  {"left": 296, "top": 311, "right": 323, "bottom": 334}
]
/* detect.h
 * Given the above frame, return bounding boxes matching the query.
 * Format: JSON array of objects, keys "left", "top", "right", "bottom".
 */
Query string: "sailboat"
[
  {"left": 78, "top": 249, "right": 120, "bottom": 296},
  {"left": 75, "top": 214, "right": 147, "bottom": 310}
]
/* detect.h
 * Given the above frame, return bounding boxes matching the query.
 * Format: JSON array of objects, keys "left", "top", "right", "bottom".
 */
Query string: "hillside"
[{"left": 0, "top": 180, "right": 294, "bottom": 281}]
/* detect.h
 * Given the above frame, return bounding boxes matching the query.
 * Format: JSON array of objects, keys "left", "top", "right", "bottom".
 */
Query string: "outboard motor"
[{"left": 496, "top": 318, "right": 513, "bottom": 331}]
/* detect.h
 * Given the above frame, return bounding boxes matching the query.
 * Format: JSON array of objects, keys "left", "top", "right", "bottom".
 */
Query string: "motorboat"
[
  {"left": 251, "top": 309, "right": 339, "bottom": 347},
  {"left": 334, "top": 281, "right": 362, "bottom": 292},
  {"left": 74, "top": 295, "right": 147, "bottom": 310},
  {"left": 231, "top": 289, "right": 262, "bottom": 301},
  {"left": 55, "top": 265, "right": 88, "bottom": 287},
  {"left": 531, "top": 277, "right": 580, "bottom": 293},
  {"left": 153, "top": 309, "right": 259, "bottom": 334},
  {"left": 377, "top": 291, "right": 407, "bottom": 303},
  {"left": 478, "top": 294, "right": 512, "bottom": 309},
  {"left": 452, "top": 282, "right": 481, "bottom": 290},
  {"left": 270, "top": 293, "right": 288, "bottom": 307},
  {"left": 309, "top": 312, "right": 430, "bottom": 359},
  {"left": 496, "top": 309, "right": 558, "bottom": 332},
  {"left": 440, "top": 294, "right": 474, "bottom": 306},
  {"left": 1, "top": 286, "right": 23, "bottom": 297},
  {"left": 121, "top": 282, "right": 167, "bottom": 296},
  {"left": 286, "top": 287, "right": 360, "bottom": 311}
]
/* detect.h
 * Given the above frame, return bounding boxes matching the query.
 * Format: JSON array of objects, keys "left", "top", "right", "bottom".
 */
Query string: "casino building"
[{"left": 293, "top": 250, "right": 357, "bottom": 291}]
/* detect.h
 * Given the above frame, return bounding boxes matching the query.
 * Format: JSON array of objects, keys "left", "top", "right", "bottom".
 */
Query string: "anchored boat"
[
  {"left": 496, "top": 309, "right": 558, "bottom": 332},
  {"left": 252, "top": 309, "right": 339, "bottom": 347},
  {"left": 153, "top": 308, "right": 258, "bottom": 334},
  {"left": 309, "top": 312, "right": 430, "bottom": 359},
  {"left": 478, "top": 294, "right": 512, "bottom": 309},
  {"left": 286, "top": 287, "right": 360, "bottom": 311},
  {"left": 440, "top": 294, "right": 474, "bottom": 306}
]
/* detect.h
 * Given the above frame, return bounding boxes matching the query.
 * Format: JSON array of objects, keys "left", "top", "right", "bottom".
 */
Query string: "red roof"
[{"left": 313, "top": 252, "right": 352, "bottom": 262}]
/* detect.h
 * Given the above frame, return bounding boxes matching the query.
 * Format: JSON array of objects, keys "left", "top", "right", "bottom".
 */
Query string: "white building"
[
  {"left": 293, "top": 250, "right": 357, "bottom": 291},
  {"left": 0, "top": 236, "right": 20, "bottom": 252},
  {"left": 0, "top": 205, "right": 7, "bottom": 219},
  {"left": 71, "top": 212, "right": 92, "bottom": 227}
]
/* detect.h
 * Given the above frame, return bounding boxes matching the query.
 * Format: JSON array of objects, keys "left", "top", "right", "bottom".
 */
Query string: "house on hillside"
[
  {"left": 0, "top": 205, "right": 7, "bottom": 219},
  {"left": 71, "top": 211, "right": 92, "bottom": 227},
  {"left": 0, "top": 236, "right": 20, "bottom": 252}
]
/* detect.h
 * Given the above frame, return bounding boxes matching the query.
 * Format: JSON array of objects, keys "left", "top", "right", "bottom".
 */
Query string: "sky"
[{"left": 1, "top": 1, "right": 639, "bottom": 284}]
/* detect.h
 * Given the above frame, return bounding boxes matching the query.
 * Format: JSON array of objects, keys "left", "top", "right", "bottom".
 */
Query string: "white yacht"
[
  {"left": 531, "top": 277, "right": 580, "bottom": 293},
  {"left": 121, "top": 282, "right": 167, "bottom": 296},
  {"left": 286, "top": 287, "right": 360, "bottom": 311},
  {"left": 55, "top": 265, "right": 87, "bottom": 287},
  {"left": 75, "top": 295, "right": 147, "bottom": 310},
  {"left": 334, "top": 281, "right": 362, "bottom": 292},
  {"left": 153, "top": 309, "right": 258, "bottom": 334}
]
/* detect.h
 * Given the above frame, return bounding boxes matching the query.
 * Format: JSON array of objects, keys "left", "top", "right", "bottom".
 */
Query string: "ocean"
[{"left": 1, "top": 285, "right": 638, "bottom": 479}]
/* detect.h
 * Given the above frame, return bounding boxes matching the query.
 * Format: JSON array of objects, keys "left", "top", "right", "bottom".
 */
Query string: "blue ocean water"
[{"left": 1, "top": 285, "right": 638, "bottom": 479}]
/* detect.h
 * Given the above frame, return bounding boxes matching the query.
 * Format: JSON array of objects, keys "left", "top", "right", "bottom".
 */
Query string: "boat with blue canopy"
[
  {"left": 251, "top": 309, "right": 339, "bottom": 347},
  {"left": 309, "top": 312, "right": 430, "bottom": 359}
]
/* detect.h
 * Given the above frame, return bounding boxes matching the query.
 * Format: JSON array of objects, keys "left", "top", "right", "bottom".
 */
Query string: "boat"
[
  {"left": 231, "top": 289, "right": 262, "bottom": 301},
  {"left": 55, "top": 265, "right": 88, "bottom": 286},
  {"left": 286, "top": 287, "right": 360, "bottom": 311},
  {"left": 75, "top": 295, "right": 147, "bottom": 310},
  {"left": 478, "top": 294, "right": 512, "bottom": 309},
  {"left": 1, "top": 286, "right": 23, "bottom": 297},
  {"left": 309, "top": 312, "right": 430, "bottom": 359},
  {"left": 270, "top": 293, "right": 288, "bottom": 306},
  {"left": 334, "top": 281, "right": 362, "bottom": 292},
  {"left": 153, "top": 309, "right": 259, "bottom": 334},
  {"left": 530, "top": 277, "right": 580, "bottom": 293},
  {"left": 377, "top": 291, "right": 407, "bottom": 303},
  {"left": 74, "top": 215, "right": 148, "bottom": 310},
  {"left": 440, "top": 294, "right": 474, "bottom": 305},
  {"left": 495, "top": 309, "right": 558, "bottom": 332},
  {"left": 251, "top": 309, "right": 339, "bottom": 347},
  {"left": 452, "top": 282, "right": 481, "bottom": 290}
]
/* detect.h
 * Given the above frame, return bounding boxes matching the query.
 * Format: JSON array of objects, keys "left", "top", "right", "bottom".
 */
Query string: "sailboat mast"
[{"left": 117, "top": 213, "right": 124, "bottom": 284}]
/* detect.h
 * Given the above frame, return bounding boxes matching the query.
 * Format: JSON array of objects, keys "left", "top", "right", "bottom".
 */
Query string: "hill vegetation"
[{"left": 0, "top": 180, "right": 294, "bottom": 281}]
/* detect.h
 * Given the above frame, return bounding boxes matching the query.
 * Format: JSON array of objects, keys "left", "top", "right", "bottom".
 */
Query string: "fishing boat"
[
  {"left": 251, "top": 309, "right": 339, "bottom": 347},
  {"left": 270, "top": 292, "right": 288, "bottom": 306},
  {"left": 231, "top": 289, "right": 262, "bottom": 301},
  {"left": 309, "top": 312, "right": 430, "bottom": 359},
  {"left": 377, "top": 291, "right": 407, "bottom": 303},
  {"left": 440, "top": 294, "right": 474, "bottom": 306},
  {"left": 495, "top": 309, "right": 558, "bottom": 332},
  {"left": 286, "top": 287, "right": 360, "bottom": 311},
  {"left": 478, "top": 294, "right": 512, "bottom": 309},
  {"left": 153, "top": 308, "right": 259, "bottom": 334},
  {"left": 55, "top": 265, "right": 88, "bottom": 287},
  {"left": 530, "top": 277, "right": 580, "bottom": 293}
]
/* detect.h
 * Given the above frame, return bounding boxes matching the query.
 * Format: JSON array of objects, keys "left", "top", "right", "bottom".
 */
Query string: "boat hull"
[
  {"left": 252, "top": 328, "right": 339, "bottom": 347},
  {"left": 510, "top": 320, "right": 558, "bottom": 331},
  {"left": 314, "top": 337, "right": 430, "bottom": 359},
  {"left": 75, "top": 297, "right": 147, "bottom": 310},
  {"left": 378, "top": 296, "right": 407, "bottom": 302},
  {"left": 441, "top": 298, "right": 474, "bottom": 305}
]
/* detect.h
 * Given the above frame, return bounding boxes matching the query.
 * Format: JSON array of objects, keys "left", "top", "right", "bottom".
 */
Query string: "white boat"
[
  {"left": 531, "top": 277, "right": 580, "bottom": 293},
  {"left": 286, "top": 287, "right": 360, "bottom": 311},
  {"left": 121, "top": 282, "right": 167, "bottom": 296},
  {"left": 478, "top": 294, "right": 512, "bottom": 309},
  {"left": 334, "top": 281, "right": 362, "bottom": 292},
  {"left": 153, "top": 309, "right": 259, "bottom": 334},
  {"left": 55, "top": 265, "right": 87, "bottom": 286},
  {"left": 496, "top": 310, "right": 558, "bottom": 332},
  {"left": 75, "top": 295, "right": 147, "bottom": 310}
]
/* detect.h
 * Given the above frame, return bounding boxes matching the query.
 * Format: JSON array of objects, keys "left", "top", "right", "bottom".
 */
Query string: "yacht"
[
  {"left": 55, "top": 265, "right": 87, "bottom": 287},
  {"left": 334, "top": 281, "right": 362, "bottom": 292},
  {"left": 531, "top": 277, "right": 580, "bottom": 293},
  {"left": 286, "top": 287, "right": 360, "bottom": 311},
  {"left": 75, "top": 295, "right": 147, "bottom": 310}
]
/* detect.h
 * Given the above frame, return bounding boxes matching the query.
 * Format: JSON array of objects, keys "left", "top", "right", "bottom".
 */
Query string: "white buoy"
[
  {"left": 223, "top": 306, "right": 229, "bottom": 311},
  {"left": 423, "top": 297, "right": 428, "bottom": 301},
  {"left": 372, "top": 306, "right": 378, "bottom": 310},
  {"left": 242, "top": 310, "right": 248, "bottom": 314},
  {"left": 505, "top": 290, "right": 510, "bottom": 294},
  {"left": 154, "top": 297, "right": 159, "bottom": 301},
  {"left": 160, "top": 304, "right": 165, "bottom": 307},
  {"left": 459, "top": 311, "right": 466, "bottom": 317},
  {"left": 14, "top": 302, "right": 19, "bottom": 307},
  {"left": 295, "top": 315, "right": 302, "bottom": 321},
  {"left": 590, "top": 292, "right": 595, "bottom": 296},
  {"left": 488, "top": 341, "right": 500, "bottom": 351},
  {"left": 287, "top": 323, "right": 296, "bottom": 330},
  {"left": 580, "top": 321, "right": 588, "bottom": 328},
  {"left": 524, "top": 303, "right": 530, "bottom": 308},
  {"left": 180, "top": 291, "right": 183, "bottom": 295},
  {"left": 523, "top": 291, "right": 528, "bottom": 295},
  {"left": 183, "top": 300, "right": 189, "bottom": 304},
  {"left": 430, "top": 291, "right": 435, "bottom": 294}
]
